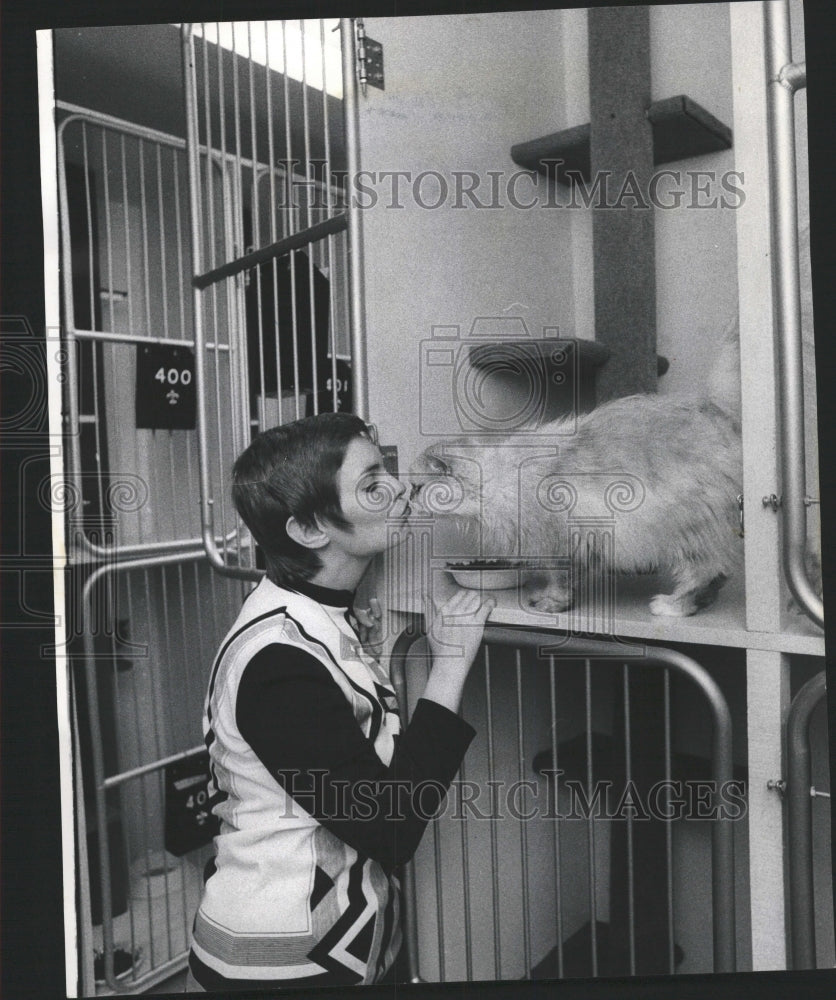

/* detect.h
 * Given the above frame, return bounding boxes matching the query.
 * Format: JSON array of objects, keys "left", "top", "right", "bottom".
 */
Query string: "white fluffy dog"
[{"left": 411, "top": 320, "right": 743, "bottom": 617}]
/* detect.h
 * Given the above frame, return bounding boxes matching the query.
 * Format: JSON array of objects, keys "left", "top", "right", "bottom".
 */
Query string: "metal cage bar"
[
  {"left": 181, "top": 19, "right": 358, "bottom": 578},
  {"left": 390, "top": 619, "right": 737, "bottom": 980},
  {"left": 77, "top": 547, "right": 244, "bottom": 991},
  {"left": 764, "top": 0, "right": 822, "bottom": 628},
  {"left": 56, "top": 108, "right": 239, "bottom": 565},
  {"left": 786, "top": 669, "right": 828, "bottom": 968},
  {"left": 340, "top": 18, "right": 369, "bottom": 420}
]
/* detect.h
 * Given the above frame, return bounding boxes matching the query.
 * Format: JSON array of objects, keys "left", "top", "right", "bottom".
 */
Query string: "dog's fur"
[
  {"left": 412, "top": 320, "right": 743, "bottom": 616},
  {"left": 412, "top": 225, "right": 823, "bottom": 617}
]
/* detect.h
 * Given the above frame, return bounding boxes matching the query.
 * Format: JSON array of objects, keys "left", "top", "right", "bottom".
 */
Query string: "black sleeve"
[{"left": 236, "top": 643, "right": 475, "bottom": 873}]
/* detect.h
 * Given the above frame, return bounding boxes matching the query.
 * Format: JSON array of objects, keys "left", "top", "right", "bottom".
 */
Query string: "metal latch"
[
  {"left": 762, "top": 493, "right": 782, "bottom": 513},
  {"left": 356, "top": 20, "right": 384, "bottom": 95}
]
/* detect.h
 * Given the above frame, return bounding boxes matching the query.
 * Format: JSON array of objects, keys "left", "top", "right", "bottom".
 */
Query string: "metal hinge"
[
  {"left": 767, "top": 778, "right": 786, "bottom": 796},
  {"left": 356, "top": 20, "right": 384, "bottom": 95}
]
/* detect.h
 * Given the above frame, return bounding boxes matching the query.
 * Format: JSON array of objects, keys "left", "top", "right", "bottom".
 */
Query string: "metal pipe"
[
  {"left": 549, "top": 655, "right": 564, "bottom": 977},
  {"left": 55, "top": 120, "right": 86, "bottom": 565},
  {"left": 300, "top": 20, "right": 321, "bottom": 415},
  {"left": 81, "top": 549, "right": 213, "bottom": 641},
  {"left": 100, "top": 130, "right": 115, "bottom": 337},
  {"left": 388, "top": 625, "right": 738, "bottom": 976},
  {"left": 173, "top": 145, "right": 187, "bottom": 342},
  {"left": 69, "top": 328, "right": 229, "bottom": 349},
  {"left": 72, "top": 528, "right": 239, "bottom": 563},
  {"left": 321, "top": 19, "right": 340, "bottom": 412},
  {"left": 664, "top": 668, "right": 675, "bottom": 973},
  {"left": 282, "top": 21, "right": 303, "bottom": 421},
  {"left": 122, "top": 579, "right": 142, "bottom": 977},
  {"left": 156, "top": 144, "right": 170, "bottom": 341},
  {"left": 120, "top": 134, "right": 135, "bottom": 342},
  {"left": 193, "top": 213, "right": 347, "bottom": 289},
  {"left": 57, "top": 113, "right": 236, "bottom": 563},
  {"left": 432, "top": 796, "right": 446, "bottom": 981},
  {"left": 623, "top": 664, "right": 636, "bottom": 975},
  {"left": 516, "top": 650, "right": 532, "bottom": 978},
  {"left": 79, "top": 545, "right": 219, "bottom": 984},
  {"left": 138, "top": 138, "right": 153, "bottom": 346},
  {"left": 585, "top": 658, "right": 598, "bottom": 976},
  {"left": 647, "top": 645, "right": 736, "bottom": 972},
  {"left": 458, "top": 757, "right": 473, "bottom": 982},
  {"left": 388, "top": 621, "right": 426, "bottom": 984},
  {"left": 57, "top": 102, "right": 341, "bottom": 190},
  {"left": 182, "top": 24, "right": 260, "bottom": 581},
  {"left": 263, "top": 28, "right": 285, "bottom": 415},
  {"left": 764, "top": 1, "right": 822, "bottom": 627},
  {"left": 58, "top": 102, "right": 189, "bottom": 150},
  {"left": 81, "top": 592, "right": 117, "bottom": 987},
  {"left": 221, "top": 35, "right": 252, "bottom": 486},
  {"left": 484, "top": 644, "right": 502, "bottom": 980},
  {"left": 81, "top": 125, "right": 109, "bottom": 531},
  {"left": 107, "top": 953, "right": 189, "bottom": 994},
  {"left": 340, "top": 18, "right": 369, "bottom": 419},
  {"left": 786, "top": 670, "right": 827, "bottom": 968}
]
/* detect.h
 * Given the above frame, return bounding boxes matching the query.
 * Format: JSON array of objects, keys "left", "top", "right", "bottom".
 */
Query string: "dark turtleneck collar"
[{"left": 276, "top": 574, "right": 356, "bottom": 610}]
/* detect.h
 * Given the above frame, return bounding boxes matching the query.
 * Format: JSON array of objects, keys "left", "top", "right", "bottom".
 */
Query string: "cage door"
[{"left": 181, "top": 19, "right": 362, "bottom": 579}]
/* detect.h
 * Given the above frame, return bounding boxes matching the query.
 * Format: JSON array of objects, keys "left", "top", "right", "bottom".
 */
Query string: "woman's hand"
[
  {"left": 427, "top": 588, "right": 495, "bottom": 665},
  {"left": 421, "top": 590, "right": 495, "bottom": 714},
  {"left": 354, "top": 597, "right": 383, "bottom": 655}
]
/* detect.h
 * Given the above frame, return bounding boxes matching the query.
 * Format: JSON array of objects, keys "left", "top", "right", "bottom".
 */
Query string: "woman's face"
[{"left": 326, "top": 435, "right": 410, "bottom": 558}]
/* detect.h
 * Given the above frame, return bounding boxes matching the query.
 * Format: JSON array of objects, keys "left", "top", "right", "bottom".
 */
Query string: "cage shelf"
[
  {"left": 389, "top": 567, "right": 824, "bottom": 657},
  {"left": 511, "top": 95, "right": 733, "bottom": 186}
]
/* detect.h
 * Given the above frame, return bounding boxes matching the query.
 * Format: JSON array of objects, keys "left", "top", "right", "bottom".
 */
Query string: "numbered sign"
[
  {"left": 136, "top": 344, "right": 196, "bottom": 430},
  {"left": 319, "top": 358, "right": 353, "bottom": 413},
  {"left": 164, "top": 750, "right": 219, "bottom": 856}
]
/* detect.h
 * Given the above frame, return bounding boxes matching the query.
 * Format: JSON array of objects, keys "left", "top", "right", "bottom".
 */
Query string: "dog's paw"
[
  {"left": 649, "top": 593, "right": 696, "bottom": 617},
  {"left": 525, "top": 589, "right": 574, "bottom": 614}
]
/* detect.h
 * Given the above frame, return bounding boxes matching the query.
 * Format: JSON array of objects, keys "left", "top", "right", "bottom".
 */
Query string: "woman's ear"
[{"left": 286, "top": 515, "right": 330, "bottom": 551}]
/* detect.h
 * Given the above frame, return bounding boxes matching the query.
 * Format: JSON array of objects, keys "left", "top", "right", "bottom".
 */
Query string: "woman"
[{"left": 186, "top": 413, "right": 494, "bottom": 991}]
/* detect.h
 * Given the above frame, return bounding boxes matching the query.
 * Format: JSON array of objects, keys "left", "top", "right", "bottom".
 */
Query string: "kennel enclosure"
[{"left": 39, "top": 4, "right": 830, "bottom": 994}]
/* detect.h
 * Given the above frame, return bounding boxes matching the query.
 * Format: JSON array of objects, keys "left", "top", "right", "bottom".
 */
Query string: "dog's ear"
[{"left": 425, "top": 453, "right": 452, "bottom": 477}]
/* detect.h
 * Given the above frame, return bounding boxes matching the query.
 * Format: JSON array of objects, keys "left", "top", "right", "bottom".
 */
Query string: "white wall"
[
  {"left": 359, "top": 6, "right": 747, "bottom": 465},
  {"left": 359, "top": 11, "right": 575, "bottom": 471},
  {"left": 650, "top": 3, "right": 738, "bottom": 400}
]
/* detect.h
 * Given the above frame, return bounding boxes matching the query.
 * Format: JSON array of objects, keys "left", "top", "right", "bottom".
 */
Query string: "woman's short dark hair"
[{"left": 231, "top": 412, "right": 372, "bottom": 585}]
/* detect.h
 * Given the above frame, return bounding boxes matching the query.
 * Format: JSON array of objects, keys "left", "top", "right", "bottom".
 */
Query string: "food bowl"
[{"left": 446, "top": 560, "right": 523, "bottom": 591}]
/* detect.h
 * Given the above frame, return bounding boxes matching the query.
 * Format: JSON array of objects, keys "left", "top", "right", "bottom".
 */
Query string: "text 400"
[{"left": 155, "top": 367, "right": 192, "bottom": 386}]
